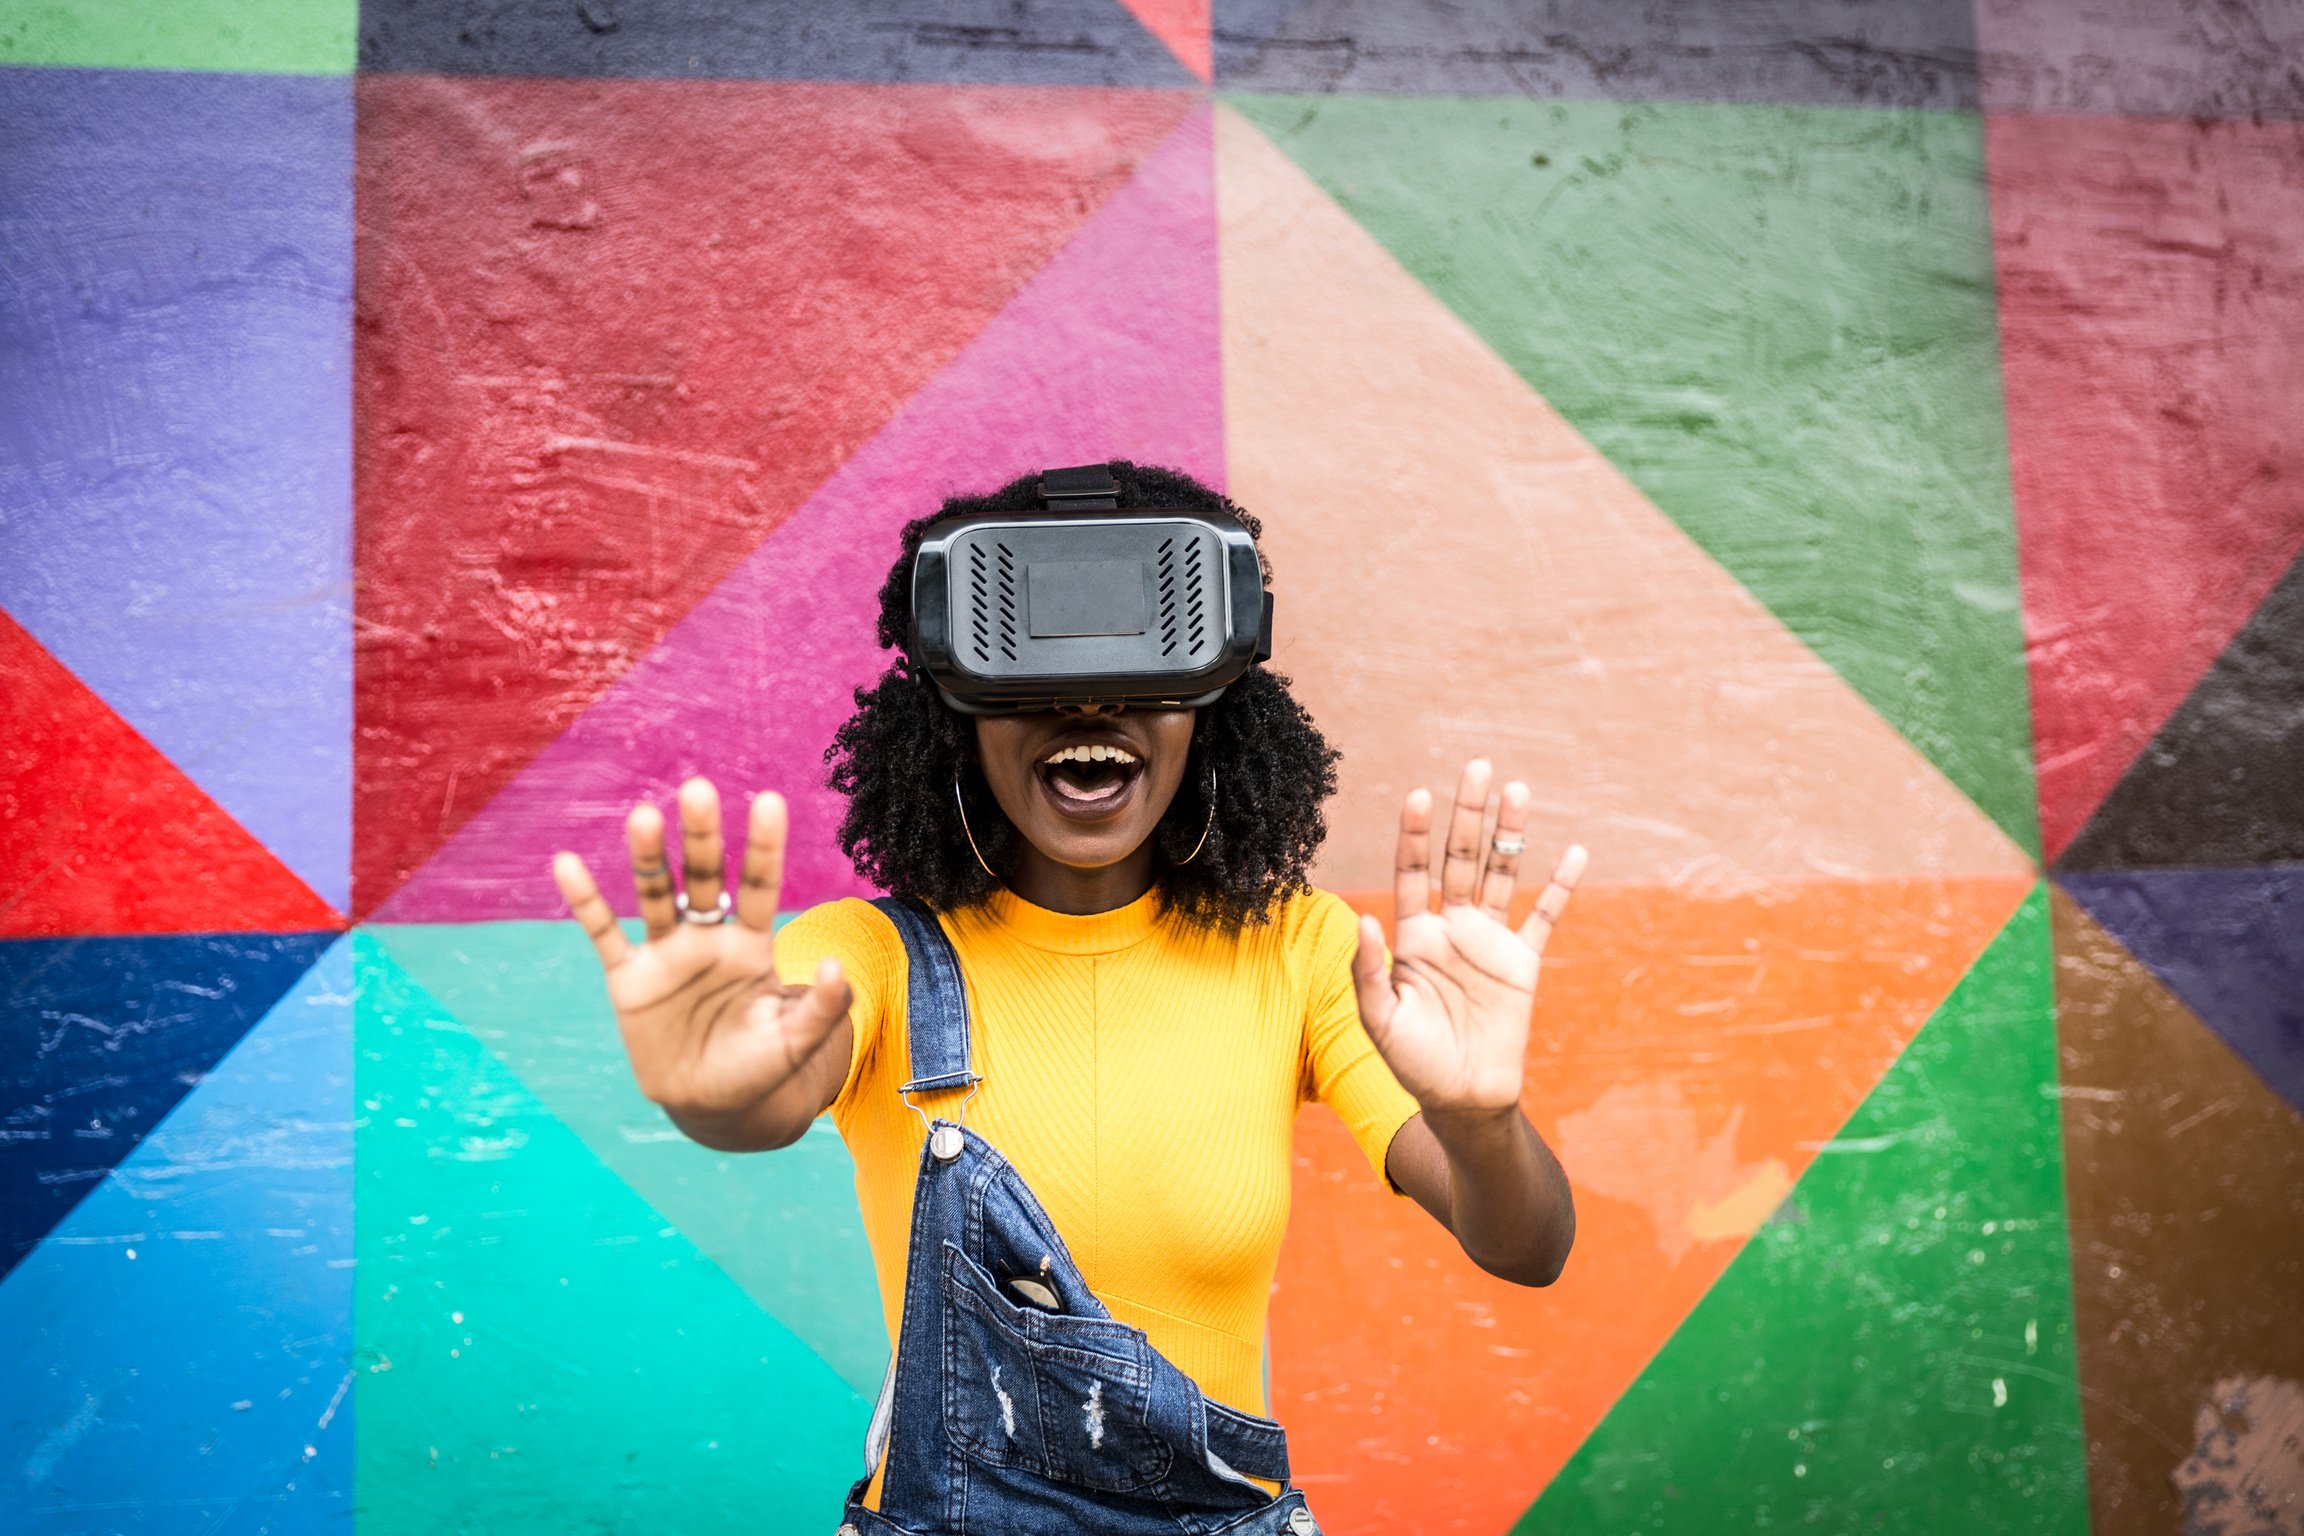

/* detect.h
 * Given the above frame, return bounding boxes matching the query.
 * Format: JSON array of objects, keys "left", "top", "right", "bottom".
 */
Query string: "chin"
[{"left": 1032, "top": 822, "right": 1161, "bottom": 874}]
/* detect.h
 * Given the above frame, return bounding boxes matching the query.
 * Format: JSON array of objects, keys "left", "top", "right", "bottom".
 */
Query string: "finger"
[
  {"left": 554, "top": 852, "right": 632, "bottom": 969},
  {"left": 1438, "top": 758, "right": 1493, "bottom": 908},
  {"left": 627, "top": 803, "right": 677, "bottom": 940},
  {"left": 1479, "top": 780, "right": 1531, "bottom": 921},
  {"left": 1351, "top": 914, "right": 1398, "bottom": 1044},
  {"left": 1517, "top": 844, "right": 1590, "bottom": 954},
  {"left": 1394, "top": 787, "right": 1434, "bottom": 918},
  {"left": 678, "top": 777, "right": 727, "bottom": 922},
  {"left": 735, "top": 791, "right": 788, "bottom": 932}
]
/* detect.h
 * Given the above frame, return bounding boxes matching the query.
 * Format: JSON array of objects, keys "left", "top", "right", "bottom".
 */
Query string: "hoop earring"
[
  {"left": 1178, "top": 768, "right": 1216, "bottom": 866},
  {"left": 953, "top": 776, "right": 998, "bottom": 881}
]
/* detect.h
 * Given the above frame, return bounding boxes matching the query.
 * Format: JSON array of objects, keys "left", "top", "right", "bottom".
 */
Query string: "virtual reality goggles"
[{"left": 909, "top": 463, "right": 1274, "bottom": 714}]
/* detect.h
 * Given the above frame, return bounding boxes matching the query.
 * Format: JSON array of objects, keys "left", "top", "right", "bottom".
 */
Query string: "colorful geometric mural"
[{"left": 3, "top": 3, "right": 2299, "bottom": 1533}]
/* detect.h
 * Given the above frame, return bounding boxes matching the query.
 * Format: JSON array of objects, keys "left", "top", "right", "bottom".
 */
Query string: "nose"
[{"left": 1052, "top": 701, "right": 1125, "bottom": 718}]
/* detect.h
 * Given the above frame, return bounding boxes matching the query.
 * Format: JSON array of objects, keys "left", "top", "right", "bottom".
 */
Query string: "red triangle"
[
  {"left": 1993, "top": 113, "right": 2304, "bottom": 861},
  {"left": 1116, "top": 0, "right": 1211, "bottom": 81},
  {"left": 0, "top": 609, "right": 341, "bottom": 937},
  {"left": 353, "top": 78, "right": 1196, "bottom": 915}
]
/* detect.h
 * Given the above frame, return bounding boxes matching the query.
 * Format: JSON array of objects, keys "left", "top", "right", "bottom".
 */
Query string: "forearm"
[{"left": 1392, "top": 1106, "right": 1576, "bottom": 1286}]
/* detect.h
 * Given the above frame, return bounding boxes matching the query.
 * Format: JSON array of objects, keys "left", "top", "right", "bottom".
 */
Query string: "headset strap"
[{"left": 1038, "top": 462, "right": 1119, "bottom": 510}]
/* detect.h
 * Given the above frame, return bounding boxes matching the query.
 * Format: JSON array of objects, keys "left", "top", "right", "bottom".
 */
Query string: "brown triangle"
[{"left": 2052, "top": 889, "right": 2304, "bottom": 1535}]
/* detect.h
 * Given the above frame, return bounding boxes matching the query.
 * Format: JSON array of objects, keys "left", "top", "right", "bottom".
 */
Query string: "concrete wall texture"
[{"left": 2, "top": 1, "right": 2299, "bottom": 1531}]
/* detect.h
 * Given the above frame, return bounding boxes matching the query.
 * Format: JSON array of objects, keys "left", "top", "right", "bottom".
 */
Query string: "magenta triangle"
[{"left": 377, "top": 107, "right": 1220, "bottom": 922}]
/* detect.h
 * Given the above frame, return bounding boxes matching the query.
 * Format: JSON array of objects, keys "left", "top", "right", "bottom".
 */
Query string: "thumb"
[
  {"left": 1352, "top": 914, "right": 1398, "bottom": 1045},
  {"left": 740, "top": 956, "right": 851, "bottom": 1088},
  {"left": 780, "top": 957, "right": 853, "bottom": 1061}
]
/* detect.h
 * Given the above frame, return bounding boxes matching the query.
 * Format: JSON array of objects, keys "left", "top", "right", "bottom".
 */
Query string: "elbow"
[
  {"left": 1482, "top": 1245, "right": 1569, "bottom": 1289},
  {"left": 661, "top": 1102, "right": 800, "bottom": 1154},
  {"left": 1473, "top": 1209, "right": 1575, "bottom": 1288},
  {"left": 1520, "top": 1248, "right": 1570, "bottom": 1288}
]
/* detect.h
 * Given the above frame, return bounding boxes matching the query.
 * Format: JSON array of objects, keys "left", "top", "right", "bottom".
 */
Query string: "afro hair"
[{"left": 825, "top": 461, "right": 1341, "bottom": 932}]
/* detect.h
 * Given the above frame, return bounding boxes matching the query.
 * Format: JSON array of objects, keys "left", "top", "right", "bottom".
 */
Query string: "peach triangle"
[{"left": 1214, "top": 106, "right": 2030, "bottom": 893}]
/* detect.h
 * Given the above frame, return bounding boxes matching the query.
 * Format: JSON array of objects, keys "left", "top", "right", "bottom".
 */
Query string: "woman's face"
[{"left": 974, "top": 707, "right": 1197, "bottom": 877}]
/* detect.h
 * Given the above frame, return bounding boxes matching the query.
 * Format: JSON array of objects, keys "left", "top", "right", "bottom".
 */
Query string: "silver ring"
[
  {"left": 675, "top": 889, "right": 734, "bottom": 925},
  {"left": 1490, "top": 837, "right": 1526, "bottom": 858}
]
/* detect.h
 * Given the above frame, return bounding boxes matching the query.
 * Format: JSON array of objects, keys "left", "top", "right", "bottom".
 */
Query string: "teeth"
[{"left": 1041, "top": 744, "right": 1140, "bottom": 766}]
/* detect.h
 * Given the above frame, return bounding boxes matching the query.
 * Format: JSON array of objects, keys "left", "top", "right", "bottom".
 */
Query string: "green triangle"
[
  {"left": 1514, "top": 887, "right": 2087, "bottom": 1534},
  {"left": 352, "top": 932, "right": 869, "bottom": 1533},
  {"left": 369, "top": 920, "right": 888, "bottom": 1396},
  {"left": 0, "top": 0, "right": 353, "bottom": 73},
  {"left": 1228, "top": 93, "right": 2038, "bottom": 856}
]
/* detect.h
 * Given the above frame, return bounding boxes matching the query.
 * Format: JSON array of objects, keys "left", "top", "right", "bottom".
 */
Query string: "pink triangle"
[{"left": 378, "top": 107, "right": 1219, "bottom": 923}]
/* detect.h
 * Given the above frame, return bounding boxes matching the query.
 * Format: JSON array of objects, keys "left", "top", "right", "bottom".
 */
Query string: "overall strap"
[{"left": 867, "top": 896, "right": 979, "bottom": 1097}]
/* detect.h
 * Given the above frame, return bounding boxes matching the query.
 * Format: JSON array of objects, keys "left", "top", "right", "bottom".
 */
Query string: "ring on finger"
[
  {"left": 1490, "top": 836, "right": 1526, "bottom": 858},
  {"left": 675, "top": 889, "right": 734, "bottom": 926}
]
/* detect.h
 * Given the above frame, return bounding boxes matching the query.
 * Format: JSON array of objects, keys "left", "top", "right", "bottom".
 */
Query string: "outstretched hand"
[
  {"left": 551, "top": 780, "right": 852, "bottom": 1148},
  {"left": 1351, "top": 759, "right": 1585, "bottom": 1116}
]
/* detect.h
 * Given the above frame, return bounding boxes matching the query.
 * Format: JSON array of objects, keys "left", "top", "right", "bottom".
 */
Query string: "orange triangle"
[
  {"left": 1271, "top": 875, "right": 2032, "bottom": 1530},
  {"left": 0, "top": 608, "right": 341, "bottom": 936},
  {"left": 1116, "top": 0, "right": 1210, "bottom": 81},
  {"left": 1215, "top": 106, "right": 2029, "bottom": 894}
]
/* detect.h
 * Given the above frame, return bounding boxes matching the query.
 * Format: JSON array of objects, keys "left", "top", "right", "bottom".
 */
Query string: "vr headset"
[{"left": 909, "top": 463, "right": 1274, "bottom": 714}]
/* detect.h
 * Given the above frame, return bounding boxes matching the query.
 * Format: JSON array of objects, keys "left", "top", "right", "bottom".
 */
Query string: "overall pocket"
[{"left": 940, "top": 1242, "right": 1174, "bottom": 1493}]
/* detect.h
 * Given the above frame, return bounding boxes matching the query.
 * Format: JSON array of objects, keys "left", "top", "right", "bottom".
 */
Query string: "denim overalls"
[{"left": 836, "top": 897, "right": 1323, "bottom": 1536}]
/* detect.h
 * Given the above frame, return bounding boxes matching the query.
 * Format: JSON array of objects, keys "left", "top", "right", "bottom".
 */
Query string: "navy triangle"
[
  {"left": 0, "top": 931, "right": 335, "bottom": 1281},
  {"left": 2058, "top": 866, "right": 2304, "bottom": 1116}
]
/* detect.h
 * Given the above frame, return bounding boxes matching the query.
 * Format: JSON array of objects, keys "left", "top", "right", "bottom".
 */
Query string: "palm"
[
  {"left": 551, "top": 782, "right": 852, "bottom": 1119},
  {"left": 1352, "top": 761, "right": 1585, "bottom": 1115}
]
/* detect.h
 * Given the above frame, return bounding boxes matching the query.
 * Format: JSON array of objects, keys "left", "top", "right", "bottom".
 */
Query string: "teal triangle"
[
  {"left": 1516, "top": 888, "right": 2087, "bottom": 1533},
  {"left": 352, "top": 932, "right": 867, "bottom": 1533},
  {"left": 367, "top": 920, "right": 887, "bottom": 1395},
  {"left": 1228, "top": 93, "right": 2038, "bottom": 855}
]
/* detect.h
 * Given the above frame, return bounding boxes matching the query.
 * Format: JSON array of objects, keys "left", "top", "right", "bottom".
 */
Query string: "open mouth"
[{"left": 1034, "top": 741, "right": 1146, "bottom": 819}]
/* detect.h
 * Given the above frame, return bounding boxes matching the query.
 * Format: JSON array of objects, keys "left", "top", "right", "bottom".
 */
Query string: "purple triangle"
[
  {"left": 2060, "top": 865, "right": 2304, "bottom": 1116},
  {"left": 0, "top": 72, "right": 352, "bottom": 911},
  {"left": 378, "top": 106, "right": 1219, "bottom": 922}
]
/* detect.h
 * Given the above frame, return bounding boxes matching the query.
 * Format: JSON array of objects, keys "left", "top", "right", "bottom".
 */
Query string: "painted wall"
[{"left": 3, "top": 3, "right": 2299, "bottom": 1532}]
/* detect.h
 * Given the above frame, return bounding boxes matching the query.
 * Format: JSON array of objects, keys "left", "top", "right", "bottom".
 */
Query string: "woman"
[{"left": 551, "top": 461, "right": 1584, "bottom": 1534}]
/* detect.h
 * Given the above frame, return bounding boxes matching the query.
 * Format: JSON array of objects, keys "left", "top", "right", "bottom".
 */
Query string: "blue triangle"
[
  {"left": 2060, "top": 865, "right": 2304, "bottom": 1115},
  {"left": 0, "top": 938, "right": 353, "bottom": 1533},
  {"left": 0, "top": 67, "right": 351, "bottom": 908},
  {"left": 1, "top": 930, "right": 338, "bottom": 1280}
]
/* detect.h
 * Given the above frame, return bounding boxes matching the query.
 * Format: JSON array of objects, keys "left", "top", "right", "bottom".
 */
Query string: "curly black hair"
[{"left": 826, "top": 461, "right": 1340, "bottom": 932}]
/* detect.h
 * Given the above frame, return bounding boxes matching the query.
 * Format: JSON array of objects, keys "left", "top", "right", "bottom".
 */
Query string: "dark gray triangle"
[
  {"left": 360, "top": 0, "right": 1200, "bottom": 86},
  {"left": 1213, "top": 0, "right": 1978, "bottom": 106},
  {"left": 2060, "top": 546, "right": 2304, "bottom": 871}
]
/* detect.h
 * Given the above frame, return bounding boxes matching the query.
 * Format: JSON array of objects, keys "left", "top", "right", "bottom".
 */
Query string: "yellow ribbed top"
[{"left": 775, "top": 885, "right": 1417, "bottom": 1455}]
